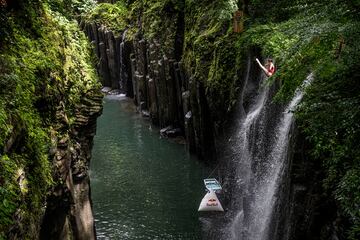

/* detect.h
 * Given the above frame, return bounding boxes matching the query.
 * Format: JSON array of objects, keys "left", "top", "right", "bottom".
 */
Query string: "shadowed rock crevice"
[{"left": 40, "top": 91, "right": 103, "bottom": 240}]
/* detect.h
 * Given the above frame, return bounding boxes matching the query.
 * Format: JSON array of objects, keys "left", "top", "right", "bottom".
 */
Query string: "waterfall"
[
  {"left": 229, "top": 76, "right": 271, "bottom": 240},
  {"left": 222, "top": 73, "right": 313, "bottom": 240},
  {"left": 119, "top": 29, "right": 127, "bottom": 91},
  {"left": 256, "top": 73, "right": 313, "bottom": 240}
]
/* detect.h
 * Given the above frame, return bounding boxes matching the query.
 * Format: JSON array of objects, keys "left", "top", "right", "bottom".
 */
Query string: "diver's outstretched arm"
[{"left": 255, "top": 58, "right": 269, "bottom": 75}]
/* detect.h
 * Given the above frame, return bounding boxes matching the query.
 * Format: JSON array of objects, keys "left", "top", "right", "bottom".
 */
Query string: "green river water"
[{"left": 90, "top": 96, "right": 210, "bottom": 239}]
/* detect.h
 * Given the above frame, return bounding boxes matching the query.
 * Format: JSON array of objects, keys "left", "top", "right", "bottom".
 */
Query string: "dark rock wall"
[
  {"left": 82, "top": 18, "right": 341, "bottom": 240},
  {"left": 81, "top": 1, "right": 356, "bottom": 239},
  {"left": 218, "top": 52, "right": 340, "bottom": 240},
  {"left": 83, "top": 23, "right": 216, "bottom": 160},
  {"left": 40, "top": 91, "right": 103, "bottom": 240},
  {"left": 271, "top": 126, "right": 340, "bottom": 240},
  {"left": 80, "top": 9, "right": 344, "bottom": 240},
  {"left": 83, "top": 22, "right": 131, "bottom": 93}
]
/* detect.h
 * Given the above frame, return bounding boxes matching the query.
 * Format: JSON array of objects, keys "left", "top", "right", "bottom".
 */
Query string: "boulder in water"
[{"left": 160, "top": 126, "right": 182, "bottom": 138}]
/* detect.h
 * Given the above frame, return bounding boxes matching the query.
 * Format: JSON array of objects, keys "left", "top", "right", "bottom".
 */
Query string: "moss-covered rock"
[
  {"left": 236, "top": 2, "right": 360, "bottom": 238},
  {"left": 0, "top": 1, "right": 102, "bottom": 239},
  {"left": 183, "top": 0, "right": 243, "bottom": 126},
  {"left": 83, "top": 0, "right": 360, "bottom": 238},
  {"left": 83, "top": 1, "right": 128, "bottom": 37}
]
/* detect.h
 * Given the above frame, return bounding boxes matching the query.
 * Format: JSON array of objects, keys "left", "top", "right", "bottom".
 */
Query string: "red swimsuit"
[{"left": 267, "top": 65, "right": 275, "bottom": 76}]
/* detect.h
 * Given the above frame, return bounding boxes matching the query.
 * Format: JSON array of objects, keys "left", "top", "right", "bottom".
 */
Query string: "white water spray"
[{"left": 227, "top": 73, "right": 313, "bottom": 240}]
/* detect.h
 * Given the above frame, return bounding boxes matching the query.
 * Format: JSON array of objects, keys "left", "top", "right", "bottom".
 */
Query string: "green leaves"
[
  {"left": 335, "top": 167, "right": 360, "bottom": 239},
  {"left": 235, "top": 1, "right": 360, "bottom": 237},
  {"left": 83, "top": 1, "right": 129, "bottom": 36},
  {"left": 295, "top": 29, "right": 360, "bottom": 236},
  {"left": 0, "top": 1, "right": 100, "bottom": 237},
  {"left": 0, "top": 155, "right": 19, "bottom": 233},
  {"left": 182, "top": 0, "right": 244, "bottom": 123}
]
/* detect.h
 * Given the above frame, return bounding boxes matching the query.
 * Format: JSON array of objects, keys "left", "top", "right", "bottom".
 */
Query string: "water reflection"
[{"left": 90, "top": 96, "right": 209, "bottom": 239}]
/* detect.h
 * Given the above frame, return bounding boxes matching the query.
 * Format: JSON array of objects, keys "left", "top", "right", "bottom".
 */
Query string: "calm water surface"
[{"left": 90, "top": 96, "right": 210, "bottom": 239}]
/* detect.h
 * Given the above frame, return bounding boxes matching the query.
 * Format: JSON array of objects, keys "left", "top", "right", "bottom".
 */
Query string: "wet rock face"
[
  {"left": 272, "top": 126, "right": 340, "bottom": 240},
  {"left": 130, "top": 36, "right": 216, "bottom": 160},
  {"left": 83, "top": 23, "right": 133, "bottom": 96},
  {"left": 83, "top": 22, "right": 216, "bottom": 161},
  {"left": 40, "top": 91, "right": 103, "bottom": 240}
]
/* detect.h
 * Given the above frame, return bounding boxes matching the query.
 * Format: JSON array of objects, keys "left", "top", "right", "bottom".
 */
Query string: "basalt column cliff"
[
  {"left": 1, "top": 0, "right": 360, "bottom": 240},
  {"left": 82, "top": 1, "right": 360, "bottom": 239}
]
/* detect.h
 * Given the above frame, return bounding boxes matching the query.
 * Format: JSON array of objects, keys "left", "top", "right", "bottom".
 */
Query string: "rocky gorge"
[
  {"left": 1, "top": 0, "right": 360, "bottom": 239},
  {"left": 81, "top": 20, "right": 216, "bottom": 161},
  {"left": 39, "top": 91, "right": 102, "bottom": 240},
  {"left": 80, "top": 0, "right": 360, "bottom": 239}
]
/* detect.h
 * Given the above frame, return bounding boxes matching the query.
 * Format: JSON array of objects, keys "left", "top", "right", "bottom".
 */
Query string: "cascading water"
[
  {"left": 228, "top": 73, "right": 273, "bottom": 240},
  {"left": 216, "top": 68, "right": 313, "bottom": 240},
  {"left": 119, "top": 29, "right": 127, "bottom": 91},
  {"left": 255, "top": 73, "right": 313, "bottom": 240}
]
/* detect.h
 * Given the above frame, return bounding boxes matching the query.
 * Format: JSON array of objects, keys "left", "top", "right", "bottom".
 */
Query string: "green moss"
[
  {"left": 0, "top": 1, "right": 100, "bottom": 238},
  {"left": 295, "top": 36, "right": 360, "bottom": 238},
  {"left": 182, "top": 0, "right": 241, "bottom": 123},
  {"left": 238, "top": 1, "right": 360, "bottom": 237},
  {"left": 83, "top": 1, "right": 129, "bottom": 36},
  {"left": 46, "top": 0, "right": 96, "bottom": 18},
  {"left": 2, "top": 0, "right": 355, "bottom": 237},
  {"left": 0, "top": 155, "right": 19, "bottom": 232},
  {"left": 183, "top": 0, "right": 360, "bottom": 236},
  {"left": 141, "top": 0, "right": 182, "bottom": 40}
]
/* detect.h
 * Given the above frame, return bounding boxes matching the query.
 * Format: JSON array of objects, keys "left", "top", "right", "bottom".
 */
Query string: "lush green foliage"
[
  {"left": 77, "top": 0, "right": 360, "bottom": 237},
  {"left": 140, "top": 0, "right": 183, "bottom": 44},
  {"left": 179, "top": 0, "right": 360, "bottom": 236},
  {"left": 1, "top": 0, "right": 358, "bottom": 238},
  {"left": 240, "top": 1, "right": 358, "bottom": 100},
  {"left": 240, "top": 0, "right": 360, "bottom": 238},
  {"left": 82, "top": 0, "right": 183, "bottom": 45},
  {"left": 46, "top": 0, "right": 96, "bottom": 17},
  {"left": 183, "top": 0, "right": 241, "bottom": 124},
  {"left": 83, "top": 1, "right": 129, "bottom": 36},
  {"left": 88, "top": 0, "right": 241, "bottom": 123},
  {"left": 295, "top": 18, "right": 360, "bottom": 238},
  {"left": 0, "top": 1, "right": 99, "bottom": 238}
]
